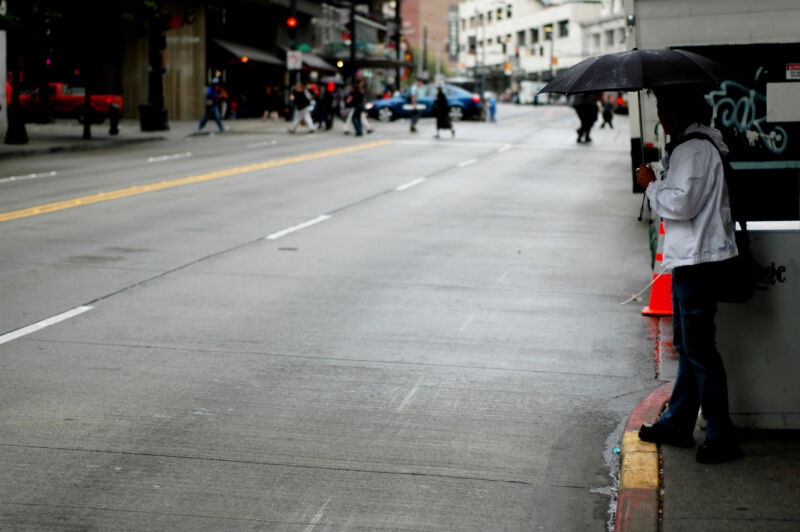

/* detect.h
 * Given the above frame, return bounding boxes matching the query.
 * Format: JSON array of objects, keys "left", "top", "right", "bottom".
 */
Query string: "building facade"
[{"left": 456, "top": 0, "right": 610, "bottom": 95}]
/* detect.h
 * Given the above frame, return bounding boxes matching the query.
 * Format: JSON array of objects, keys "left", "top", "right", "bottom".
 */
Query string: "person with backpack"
[
  {"left": 635, "top": 86, "right": 741, "bottom": 464},
  {"left": 198, "top": 78, "right": 226, "bottom": 132}
]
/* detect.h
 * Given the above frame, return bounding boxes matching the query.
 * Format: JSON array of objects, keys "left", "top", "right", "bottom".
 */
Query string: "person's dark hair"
[{"left": 653, "top": 85, "right": 712, "bottom": 125}]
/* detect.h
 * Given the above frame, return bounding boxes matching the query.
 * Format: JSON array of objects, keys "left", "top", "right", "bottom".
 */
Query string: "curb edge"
[{"left": 615, "top": 382, "right": 672, "bottom": 532}]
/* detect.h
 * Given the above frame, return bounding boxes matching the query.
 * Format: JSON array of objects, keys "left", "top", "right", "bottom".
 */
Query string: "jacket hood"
[{"left": 683, "top": 123, "right": 729, "bottom": 157}]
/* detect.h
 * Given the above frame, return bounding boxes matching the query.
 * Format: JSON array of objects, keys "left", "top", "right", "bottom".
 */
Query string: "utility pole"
[
  {"left": 349, "top": 0, "right": 357, "bottom": 82},
  {"left": 422, "top": 24, "right": 428, "bottom": 80},
  {"left": 394, "top": 0, "right": 402, "bottom": 90},
  {"left": 290, "top": 0, "right": 298, "bottom": 85}
]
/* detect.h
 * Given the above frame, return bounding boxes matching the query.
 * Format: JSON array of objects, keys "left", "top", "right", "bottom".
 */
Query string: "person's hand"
[{"left": 636, "top": 164, "right": 656, "bottom": 188}]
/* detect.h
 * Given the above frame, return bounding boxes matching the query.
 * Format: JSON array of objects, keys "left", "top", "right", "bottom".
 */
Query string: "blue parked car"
[{"left": 365, "top": 83, "right": 483, "bottom": 123}]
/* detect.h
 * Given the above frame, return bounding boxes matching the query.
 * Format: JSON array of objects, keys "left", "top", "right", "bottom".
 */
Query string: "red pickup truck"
[{"left": 18, "top": 82, "right": 124, "bottom": 123}]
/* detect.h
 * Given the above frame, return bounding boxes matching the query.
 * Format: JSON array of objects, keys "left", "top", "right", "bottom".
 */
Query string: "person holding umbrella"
[
  {"left": 635, "top": 86, "right": 740, "bottom": 464},
  {"left": 540, "top": 49, "right": 740, "bottom": 463}
]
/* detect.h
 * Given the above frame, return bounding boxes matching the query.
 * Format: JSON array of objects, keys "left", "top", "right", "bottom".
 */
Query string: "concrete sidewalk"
[
  {"left": 2, "top": 116, "right": 798, "bottom": 532},
  {"left": 616, "top": 315, "right": 800, "bottom": 532},
  {"left": 0, "top": 117, "right": 293, "bottom": 160}
]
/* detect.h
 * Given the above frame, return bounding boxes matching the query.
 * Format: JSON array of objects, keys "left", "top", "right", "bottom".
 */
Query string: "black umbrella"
[
  {"left": 538, "top": 48, "right": 726, "bottom": 95},
  {"left": 539, "top": 49, "right": 727, "bottom": 221}
]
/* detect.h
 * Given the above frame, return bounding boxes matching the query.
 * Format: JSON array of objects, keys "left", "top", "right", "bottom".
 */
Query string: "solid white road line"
[
  {"left": 265, "top": 214, "right": 332, "bottom": 240},
  {"left": 0, "top": 306, "right": 94, "bottom": 346},
  {"left": 0, "top": 171, "right": 58, "bottom": 184},
  {"left": 395, "top": 178, "right": 426, "bottom": 191},
  {"left": 147, "top": 152, "right": 192, "bottom": 163}
]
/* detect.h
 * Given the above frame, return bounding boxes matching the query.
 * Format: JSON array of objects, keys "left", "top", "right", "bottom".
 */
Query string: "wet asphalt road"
[{"left": 0, "top": 106, "right": 657, "bottom": 530}]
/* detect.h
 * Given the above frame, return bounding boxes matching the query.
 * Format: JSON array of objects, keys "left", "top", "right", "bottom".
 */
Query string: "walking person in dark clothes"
[
  {"left": 346, "top": 80, "right": 365, "bottom": 137},
  {"left": 432, "top": 86, "right": 454, "bottom": 139},
  {"left": 572, "top": 92, "right": 599, "bottom": 142},
  {"left": 600, "top": 95, "right": 614, "bottom": 129}
]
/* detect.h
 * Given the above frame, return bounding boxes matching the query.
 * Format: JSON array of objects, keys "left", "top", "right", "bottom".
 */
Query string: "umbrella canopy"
[{"left": 539, "top": 49, "right": 726, "bottom": 95}]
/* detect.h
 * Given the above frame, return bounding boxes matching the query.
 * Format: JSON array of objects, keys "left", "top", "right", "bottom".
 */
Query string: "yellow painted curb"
[{"left": 619, "top": 431, "right": 659, "bottom": 490}]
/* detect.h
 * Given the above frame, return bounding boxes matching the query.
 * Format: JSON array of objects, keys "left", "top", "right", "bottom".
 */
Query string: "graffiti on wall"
[{"left": 706, "top": 72, "right": 788, "bottom": 155}]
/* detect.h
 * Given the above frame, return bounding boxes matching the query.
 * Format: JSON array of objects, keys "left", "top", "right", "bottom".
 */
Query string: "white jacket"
[{"left": 645, "top": 123, "right": 738, "bottom": 271}]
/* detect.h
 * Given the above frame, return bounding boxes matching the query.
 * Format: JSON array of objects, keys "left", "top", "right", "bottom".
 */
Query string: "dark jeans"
[
  {"left": 198, "top": 105, "right": 224, "bottom": 131},
  {"left": 657, "top": 262, "right": 736, "bottom": 440},
  {"left": 352, "top": 105, "right": 363, "bottom": 135}
]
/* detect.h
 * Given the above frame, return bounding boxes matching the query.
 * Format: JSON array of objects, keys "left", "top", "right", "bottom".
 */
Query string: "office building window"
[
  {"left": 530, "top": 28, "right": 539, "bottom": 44},
  {"left": 558, "top": 20, "right": 569, "bottom": 38},
  {"left": 605, "top": 29, "right": 615, "bottom": 46}
]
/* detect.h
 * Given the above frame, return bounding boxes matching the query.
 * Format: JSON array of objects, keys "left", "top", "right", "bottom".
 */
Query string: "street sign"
[{"left": 287, "top": 51, "right": 303, "bottom": 70}]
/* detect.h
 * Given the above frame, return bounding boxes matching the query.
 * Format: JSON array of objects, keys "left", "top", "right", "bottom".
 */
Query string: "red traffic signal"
[{"left": 287, "top": 17, "right": 298, "bottom": 27}]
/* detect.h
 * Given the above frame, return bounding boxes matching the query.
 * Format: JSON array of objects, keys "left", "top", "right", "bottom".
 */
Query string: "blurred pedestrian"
[
  {"left": 487, "top": 93, "right": 497, "bottom": 123},
  {"left": 572, "top": 92, "right": 599, "bottom": 143},
  {"left": 343, "top": 81, "right": 372, "bottom": 135},
  {"left": 317, "top": 85, "right": 334, "bottom": 130},
  {"left": 600, "top": 95, "right": 614, "bottom": 129},
  {"left": 218, "top": 85, "right": 230, "bottom": 118},
  {"left": 198, "top": 78, "right": 226, "bottom": 132},
  {"left": 409, "top": 79, "right": 424, "bottom": 133},
  {"left": 636, "top": 86, "right": 741, "bottom": 464},
  {"left": 432, "top": 86, "right": 454, "bottom": 138},
  {"left": 262, "top": 86, "right": 280, "bottom": 120},
  {"left": 345, "top": 80, "right": 365, "bottom": 137},
  {"left": 288, "top": 82, "right": 316, "bottom": 134}
]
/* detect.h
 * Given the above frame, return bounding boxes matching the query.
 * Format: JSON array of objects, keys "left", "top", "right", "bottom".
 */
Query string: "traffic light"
[{"left": 287, "top": 16, "right": 297, "bottom": 49}]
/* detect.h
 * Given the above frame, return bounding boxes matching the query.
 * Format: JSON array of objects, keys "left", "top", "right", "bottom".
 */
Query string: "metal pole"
[
  {"left": 291, "top": 0, "right": 299, "bottom": 85},
  {"left": 350, "top": 0, "right": 356, "bottom": 82},
  {"left": 395, "top": 0, "right": 402, "bottom": 90}
]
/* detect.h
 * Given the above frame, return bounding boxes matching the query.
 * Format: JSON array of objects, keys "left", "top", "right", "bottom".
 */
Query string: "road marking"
[
  {"left": 147, "top": 152, "right": 192, "bottom": 163},
  {"left": 265, "top": 214, "right": 332, "bottom": 240},
  {"left": 459, "top": 314, "right": 475, "bottom": 332},
  {"left": 458, "top": 158, "right": 478, "bottom": 168},
  {"left": 303, "top": 497, "right": 331, "bottom": 532},
  {"left": 0, "top": 171, "right": 58, "bottom": 184},
  {"left": 395, "top": 177, "right": 426, "bottom": 191},
  {"left": 497, "top": 144, "right": 512, "bottom": 153},
  {"left": 247, "top": 140, "right": 279, "bottom": 148},
  {"left": 397, "top": 376, "right": 425, "bottom": 412},
  {"left": 0, "top": 140, "right": 392, "bottom": 224},
  {"left": 0, "top": 306, "right": 93, "bottom": 346}
]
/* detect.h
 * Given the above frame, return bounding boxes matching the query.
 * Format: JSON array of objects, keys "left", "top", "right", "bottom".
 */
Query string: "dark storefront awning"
[
  {"left": 301, "top": 52, "right": 337, "bottom": 72},
  {"left": 213, "top": 39, "right": 283, "bottom": 66}
]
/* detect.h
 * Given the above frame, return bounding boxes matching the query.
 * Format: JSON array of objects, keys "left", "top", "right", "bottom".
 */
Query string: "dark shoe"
[
  {"left": 696, "top": 438, "right": 741, "bottom": 464},
  {"left": 638, "top": 423, "right": 695, "bottom": 447}
]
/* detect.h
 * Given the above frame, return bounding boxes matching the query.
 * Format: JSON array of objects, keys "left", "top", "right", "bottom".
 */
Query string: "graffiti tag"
[{"left": 706, "top": 80, "right": 788, "bottom": 154}]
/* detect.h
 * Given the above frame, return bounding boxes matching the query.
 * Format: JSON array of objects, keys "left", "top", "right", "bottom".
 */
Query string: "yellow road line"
[{"left": 0, "top": 140, "right": 393, "bottom": 223}]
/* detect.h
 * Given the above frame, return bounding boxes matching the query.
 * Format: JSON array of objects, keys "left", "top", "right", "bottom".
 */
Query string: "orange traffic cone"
[{"left": 642, "top": 221, "right": 673, "bottom": 316}]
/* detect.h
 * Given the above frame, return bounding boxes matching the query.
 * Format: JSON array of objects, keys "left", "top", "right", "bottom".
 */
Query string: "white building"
[{"left": 457, "top": 0, "right": 629, "bottom": 95}]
